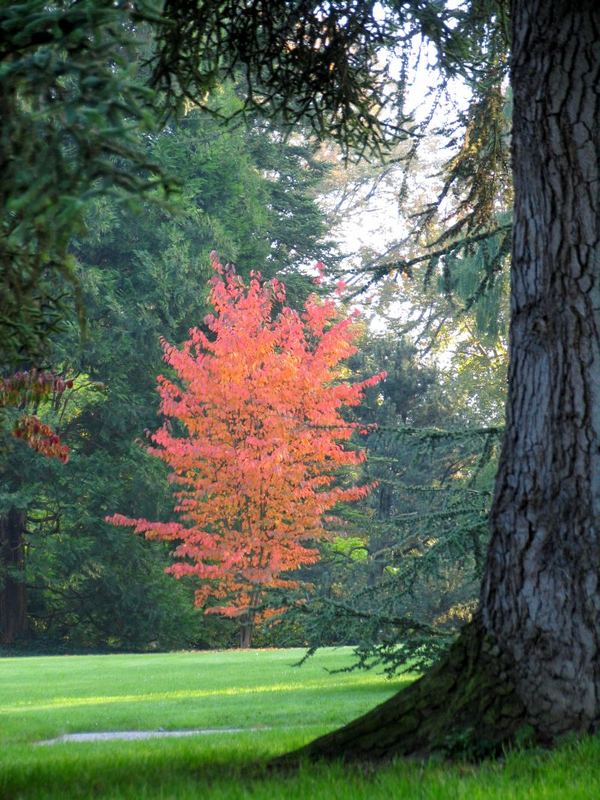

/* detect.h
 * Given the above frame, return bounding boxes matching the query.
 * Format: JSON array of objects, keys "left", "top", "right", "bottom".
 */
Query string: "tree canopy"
[
  {"left": 1, "top": 0, "right": 506, "bottom": 368},
  {"left": 0, "top": 96, "right": 338, "bottom": 649},
  {"left": 4, "top": 0, "right": 600, "bottom": 767},
  {"left": 109, "top": 254, "right": 383, "bottom": 646}
]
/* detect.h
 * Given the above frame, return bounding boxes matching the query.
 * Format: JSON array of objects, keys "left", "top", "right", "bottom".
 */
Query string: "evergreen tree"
[
  {"left": 4, "top": 0, "right": 600, "bottom": 760},
  {"left": 284, "top": 0, "right": 600, "bottom": 761},
  {"left": 0, "top": 101, "right": 336, "bottom": 649},
  {"left": 291, "top": 328, "right": 499, "bottom": 673}
]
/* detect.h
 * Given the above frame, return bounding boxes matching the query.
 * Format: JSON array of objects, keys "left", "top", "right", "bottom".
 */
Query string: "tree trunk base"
[
  {"left": 0, "top": 508, "right": 27, "bottom": 645},
  {"left": 276, "top": 617, "right": 530, "bottom": 764}
]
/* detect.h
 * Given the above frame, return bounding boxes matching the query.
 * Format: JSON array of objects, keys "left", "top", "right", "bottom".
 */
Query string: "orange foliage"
[
  {"left": 1, "top": 370, "right": 70, "bottom": 462},
  {"left": 108, "top": 253, "right": 384, "bottom": 622}
]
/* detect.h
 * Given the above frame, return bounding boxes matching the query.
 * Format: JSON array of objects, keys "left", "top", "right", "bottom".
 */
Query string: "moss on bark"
[{"left": 276, "top": 616, "right": 529, "bottom": 763}]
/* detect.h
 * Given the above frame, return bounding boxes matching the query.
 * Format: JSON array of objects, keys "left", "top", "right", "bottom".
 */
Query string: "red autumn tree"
[{"left": 108, "top": 253, "right": 384, "bottom": 646}]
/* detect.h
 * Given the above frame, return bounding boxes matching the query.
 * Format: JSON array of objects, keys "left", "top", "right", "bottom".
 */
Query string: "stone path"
[{"left": 36, "top": 727, "right": 266, "bottom": 745}]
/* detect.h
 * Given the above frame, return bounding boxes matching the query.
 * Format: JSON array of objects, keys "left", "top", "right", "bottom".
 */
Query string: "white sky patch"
[{"left": 319, "top": 37, "right": 473, "bottom": 339}]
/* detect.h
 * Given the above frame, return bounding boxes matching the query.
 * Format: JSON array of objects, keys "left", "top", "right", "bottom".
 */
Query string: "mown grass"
[
  {"left": 1, "top": 647, "right": 599, "bottom": 799},
  {"left": 0, "top": 648, "right": 403, "bottom": 744}
]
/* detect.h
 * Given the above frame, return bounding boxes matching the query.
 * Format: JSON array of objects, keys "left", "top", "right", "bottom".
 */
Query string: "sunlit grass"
[
  {"left": 0, "top": 648, "right": 406, "bottom": 747},
  {"left": 0, "top": 675, "right": 389, "bottom": 714},
  {"left": 1, "top": 647, "right": 600, "bottom": 799}
]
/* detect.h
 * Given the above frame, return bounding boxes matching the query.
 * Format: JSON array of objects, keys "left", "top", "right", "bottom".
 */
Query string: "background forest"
[
  {"left": 0, "top": 76, "right": 508, "bottom": 664},
  {"left": 4, "top": 0, "right": 600, "bottom": 784}
]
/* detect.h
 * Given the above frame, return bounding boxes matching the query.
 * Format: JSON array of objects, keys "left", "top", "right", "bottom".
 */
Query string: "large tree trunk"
[
  {"left": 277, "top": 0, "right": 600, "bottom": 763},
  {"left": 0, "top": 507, "right": 27, "bottom": 645},
  {"left": 481, "top": 0, "right": 600, "bottom": 738}
]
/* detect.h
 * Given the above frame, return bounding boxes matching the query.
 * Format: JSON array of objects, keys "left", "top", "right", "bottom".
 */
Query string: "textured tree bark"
[
  {"left": 276, "top": 0, "right": 600, "bottom": 762},
  {"left": 0, "top": 507, "right": 27, "bottom": 645},
  {"left": 481, "top": 0, "right": 600, "bottom": 739},
  {"left": 276, "top": 615, "right": 526, "bottom": 763}
]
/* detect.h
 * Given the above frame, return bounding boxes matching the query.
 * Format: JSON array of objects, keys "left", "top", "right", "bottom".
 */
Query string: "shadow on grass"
[
  {"left": 4, "top": 731, "right": 600, "bottom": 800},
  {"left": 0, "top": 743, "right": 338, "bottom": 800},
  {"left": 1, "top": 746, "right": 242, "bottom": 793}
]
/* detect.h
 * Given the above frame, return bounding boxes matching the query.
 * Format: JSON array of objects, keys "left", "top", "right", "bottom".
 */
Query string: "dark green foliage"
[
  {"left": 1, "top": 0, "right": 510, "bottom": 369},
  {"left": 266, "top": 447, "right": 496, "bottom": 667},
  {"left": 317, "top": 426, "right": 499, "bottom": 675},
  {"left": 151, "top": 0, "right": 410, "bottom": 154},
  {"left": 25, "top": 452, "right": 203, "bottom": 650},
  {"left": 1, "top": 100, "right": 336, "bottom": 651},
  {"left": 1, "top": 0, "right": 513, "bottom": 661},
  {"left": 278, "top": 330, "right": 502, "bottom": 673},
  {"left": 0, "top": 0, "right": 170, "bottom": 369},
  {"left": 0, "top": 0, "right": 390, "bottom": 368}
]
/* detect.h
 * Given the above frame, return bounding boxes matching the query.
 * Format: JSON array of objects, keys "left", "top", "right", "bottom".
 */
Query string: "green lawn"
[{"left": 1, "top": 647, "right": 599, "bottom": 799}]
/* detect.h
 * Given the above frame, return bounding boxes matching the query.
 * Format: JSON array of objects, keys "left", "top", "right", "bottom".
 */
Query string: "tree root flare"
[{"left": 274, "top": 616, "right": 530, "bottom": 765}]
